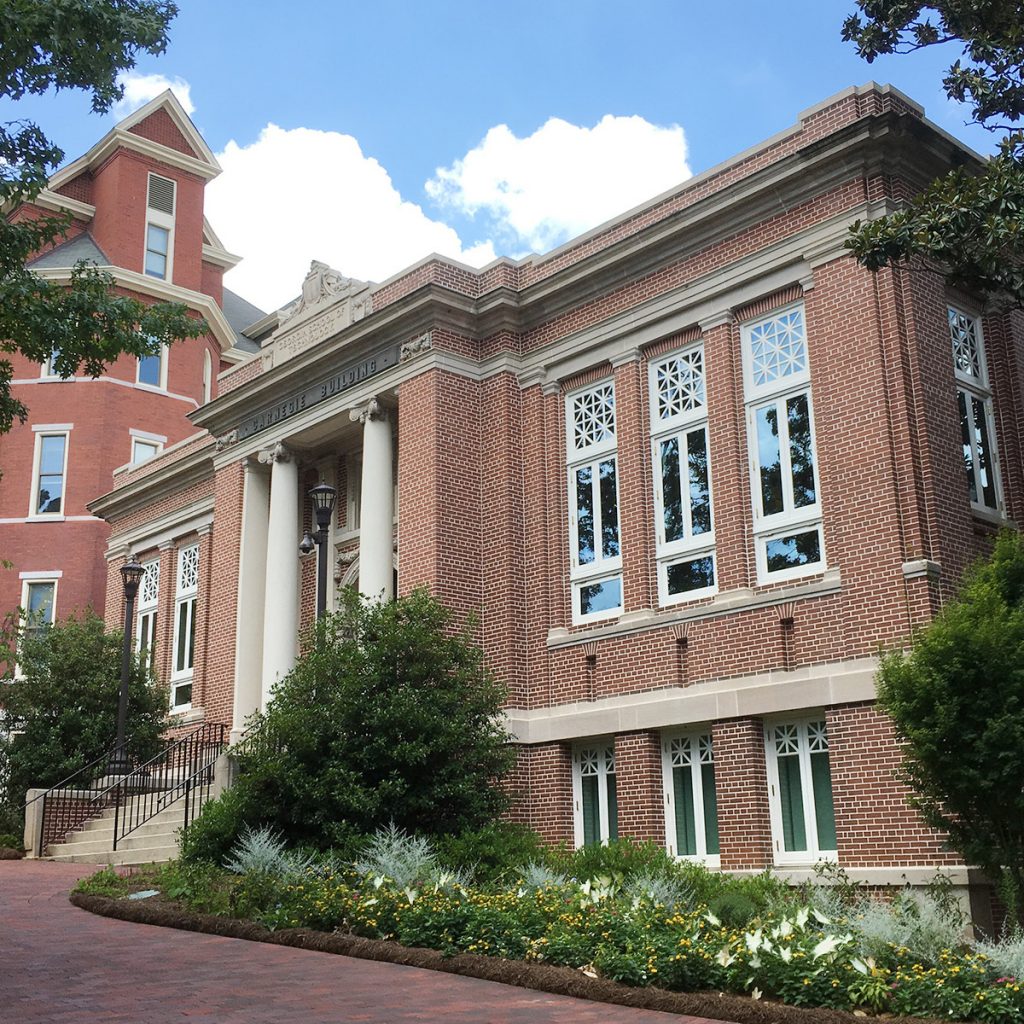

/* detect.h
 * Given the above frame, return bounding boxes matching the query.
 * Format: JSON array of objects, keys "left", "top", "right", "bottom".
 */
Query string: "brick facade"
[{"left": 93, "top": 84, "right": 1019, "bottom": 895}]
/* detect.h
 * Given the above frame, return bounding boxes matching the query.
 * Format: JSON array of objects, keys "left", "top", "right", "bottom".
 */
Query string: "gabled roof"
[
  {"left": 27, "top": 232, "right": 109, "bottom": 269},
  {"left": 48, "top": 91, "right": 221, "bottom": 196}
]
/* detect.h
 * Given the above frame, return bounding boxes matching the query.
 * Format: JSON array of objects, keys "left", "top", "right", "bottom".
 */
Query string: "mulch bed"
[{"left": 70, "top": 891, "right": 954, "bottom": 1024}]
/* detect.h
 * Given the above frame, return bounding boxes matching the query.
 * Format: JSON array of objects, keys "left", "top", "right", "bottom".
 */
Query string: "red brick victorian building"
[
  {"left": 0, "top": 92, "right": 263, "bottom": 634},
  {"left": 89, "top": 83, "right": 1021, "bottom": 910}
]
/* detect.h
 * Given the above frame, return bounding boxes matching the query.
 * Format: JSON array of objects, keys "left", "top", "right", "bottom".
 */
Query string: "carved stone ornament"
[
  {"left": 214, "top": 429, "right": 238, "bottom": 452},
  {"left": 400, "top": 332, "right": 433, "bottom": 362},
  {"left": 280, "top": 260, "right": 368, "bottom": 325},
  {"left": 256, "top": 441, "right": 294, "bottom": 465},
  {"left": 349, "top": 397, "right": 387, "bottom": 425}
]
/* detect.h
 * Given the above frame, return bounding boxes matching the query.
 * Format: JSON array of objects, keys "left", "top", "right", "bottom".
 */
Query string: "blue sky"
[{"left": 6, "top": 1, "right": 997, "bottom": 311}]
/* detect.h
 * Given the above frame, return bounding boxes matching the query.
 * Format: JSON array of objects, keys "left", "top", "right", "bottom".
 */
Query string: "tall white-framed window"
[
  {"left": 30, "top": 429, "right": 70, "bottom": 516},
  {"left": 650, "top": 344, "right": 716, "bottom": 604},
  {"left": 572, "top": 743, "right": 618, "bottom": 847},
  {"left": 20, "top": 577, "right": 57, "bottom": 637},
  {"left": 949, "top": 306, "right": 1003, "bottom": 513},
  {"left": 765, "top": 718, "right": 837, "bottom": 864},
  {"left": 742, "top": 304, "right": 824, "bottom": 583},
  {"left": 566, "top": 381, "right": 623, "bottom": 623},
  {"left": 662, "top": 732, "right": 720, "bottom": 864},
  {"left": 41, "top": 349, "right": 65, "bottom": 378},
  {"left": 136, "top": 559, "right": 160, "bottom": 674},
  {"left": 144, "top": 173, "right": 175, "bottom": 280},
  {"left": 137, "top": 344, "right": 167, "bottom": 390},
  {"left": 170, "top": 544, "right": 198, "bottom": 711}
]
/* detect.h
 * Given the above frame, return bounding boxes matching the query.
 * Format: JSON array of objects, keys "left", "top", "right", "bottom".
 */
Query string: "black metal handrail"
[
  {"left": 104, "top": 722, "right": 226, "bottom": 851},
  {"left": 23, "top": 744, "right": 120, "bottom": 811},
  {"left": 35, "top": 723, "right": 226, "bottom": 857}
]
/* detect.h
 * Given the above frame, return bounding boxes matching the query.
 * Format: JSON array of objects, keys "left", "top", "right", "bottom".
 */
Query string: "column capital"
[
  {"left": 257, "top": 441, "right": 294, "bottom": 465},
  {"left": 349, "top": 397, "right": 389, "bottom": 424},
  {"left": 698, "top": 310, "right": 735, "bottom": 333}
]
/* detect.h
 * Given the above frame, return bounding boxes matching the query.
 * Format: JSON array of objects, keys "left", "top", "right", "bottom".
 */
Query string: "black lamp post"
[
  {"left": 110, "top": 556, "right": 145, "bottom": 774},
  {"left": 306, "top": 482, "right": 337, "bottom": 619}
]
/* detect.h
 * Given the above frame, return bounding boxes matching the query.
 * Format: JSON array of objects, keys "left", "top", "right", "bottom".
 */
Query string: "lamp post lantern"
[
  {"left": 110, "top": 556, "right": 145, "bottom": 774},
  {"left": 306, "top": 482, "right": 337, "bottom": 619}
]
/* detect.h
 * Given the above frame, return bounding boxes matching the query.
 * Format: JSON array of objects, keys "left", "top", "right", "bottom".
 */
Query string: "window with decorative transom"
[
  {"left": 765, "top": 719, "right": 837, "bottom": 864},
  {"left": 566, "top": 382, "right": 622, "bottom": 623},
  {"left": 742, "top": 304, "right": 824, "bottom": 583},
  {"left": 171, "top": 544, "right": 198, "bottom": 710},
  {"left": 661, "top": 732, "right": 720, "bottom": 864},
  {"left": 650, "top": 344, "right": 716, "bottom": 604},
  {"left": 949, "top": 306, "right": 1003, "bottom": 514},
  {"left": 572, "top": 743, "right": 618, "bottom": 846},
  {"left": 136, "top": 559, "right": 159, "bottom": 674}
]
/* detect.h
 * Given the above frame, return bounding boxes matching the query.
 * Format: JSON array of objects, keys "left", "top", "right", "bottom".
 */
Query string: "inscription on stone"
[{"left": 236, "top": 345, "right": 399, "bottom": 441}]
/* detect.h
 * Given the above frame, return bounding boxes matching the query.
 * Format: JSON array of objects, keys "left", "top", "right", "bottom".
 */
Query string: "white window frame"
[
  {"left": 650, "top": 343, "right": 717, "bottom": 605},
  {"left": 136, "top": 343, "right": 168, "bottom": 391},
  {"left": 949, "top": 306, "right": 1004, "bottom": 515},
  {"left": 566, "top": 381, "right": 623, "bottom": 624},
  {"left": 131, "top": 437, "right": 162, "bottom": 465},
  {"left": 572, "top": 742, "right": 618, "bottom": 847},
  {"left": 661, "top": 731, "right": 720, "bottom": 866},
  {"left": 764, "top": 717, "right": 838, "bottom": 866},
  {"left": 170, "top": 544, "right": 199, "bottom": 712},
  {"left": 135, "top": 559, "right": 159, "bottom": 673},
  {"left": 20, "top": 577, "right": 58, "bottom": 634},
  {"left": 41, "top": 350, "right": 65, "bottom": 378},
  {"left": 29, "top": 427, "right": 70, "bottom": 518},
  {"left": 144, "top": 173, "right": 175, "bottom": 281},
  {"left": 202, "top": 348, "right": 213, "bottom": 404},
  {"left": 741, "top": 303, "right": 825, "bottom": 584}
]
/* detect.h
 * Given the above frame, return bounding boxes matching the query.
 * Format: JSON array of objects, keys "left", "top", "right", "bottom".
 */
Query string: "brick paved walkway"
[{"left": 0, "top": 861, "right": 716, "bottom": 1023}]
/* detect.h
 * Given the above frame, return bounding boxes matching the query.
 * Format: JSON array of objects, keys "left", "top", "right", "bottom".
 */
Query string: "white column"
[
  {"left": 232, "top": 459, "right": 270, "bottom": 739},
  {"left": 350, "top": 398, "right": 394, "bottom": 602},
  {"left": 258, "top": 442, "right": 299, "bottom": 705}
]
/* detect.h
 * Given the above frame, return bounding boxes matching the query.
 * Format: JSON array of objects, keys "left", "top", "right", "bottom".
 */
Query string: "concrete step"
[
  {"left": 77, "top": 808, "right": 187, "bottom": 837},
  {"left": 47, "top": 843, "right": 179, "bottom": 865},
  {"left": 48, "top": 830, "right": 180, "bottom": 857}
]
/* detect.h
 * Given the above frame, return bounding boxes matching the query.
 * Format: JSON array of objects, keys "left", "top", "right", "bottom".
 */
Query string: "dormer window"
[{"left": 144, "top": 173, "right": 175, "bottom": 280}]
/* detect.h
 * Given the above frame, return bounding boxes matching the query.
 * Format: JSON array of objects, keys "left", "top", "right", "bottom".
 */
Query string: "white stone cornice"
[
  {"left": 610, "top": 347, "right": 641, "bottom": 368},
  {"left": 28, "top": 264, "right": 237, "bottom": 353},
  {"left": 698, "top": 311, "right": 735, "bottom": 333},
  {"left": 31, "top": 189, "right": 96, "bottom": 221}
]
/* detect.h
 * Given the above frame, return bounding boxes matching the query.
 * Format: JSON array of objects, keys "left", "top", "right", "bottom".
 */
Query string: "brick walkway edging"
[{"left": 70, "top": 891, "right": 874, "bottom": 1024}]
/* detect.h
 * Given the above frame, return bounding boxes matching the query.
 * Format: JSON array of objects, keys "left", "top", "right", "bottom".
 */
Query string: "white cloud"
[
  {"left": 425, "top": 115, "right": 691, "bottom": 253},
  {"left": 208, "top": 124, "right": 495, "bottom": 311},
  {"left": 113, "top": 72, "right": 195, "bottom": 118}
]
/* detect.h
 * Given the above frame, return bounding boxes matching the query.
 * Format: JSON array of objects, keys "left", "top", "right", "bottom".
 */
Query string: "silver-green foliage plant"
[
  {"left": 223, "top": 825, "right": 313, "bottom": 881},
  {"left": 976, "top": 930, "right": 1024, "bottom": 981},
  {"left": 853, "top": 889, "right": 966, "bottom": 962},
  {"left": 355, "top": 823, "right": 440, "bottom": 889},
  {"left": 624, "top": 871, "right": 696, "bottom": 912},
  {"left": 519, "top": 861, "right": 568, "bottom": 890}
]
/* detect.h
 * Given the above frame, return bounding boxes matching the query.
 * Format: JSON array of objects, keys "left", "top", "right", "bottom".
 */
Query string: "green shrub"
[
  {"left": 178, "top": 786, "right": 249, "bottom": 865},
  {"left": 434, "top": 821, "right": 547, "bottom": 884},
  {"left": 548, "top": 837, "right": 677, "bottom": 883},
  {"left": 0, "top": 831, "right": 22, "bottom": 851},
  {"left": 0, "top": 611, "right": 166, "bottom": 820},
  {"left": 708, "top": 890, "right": 760, "bottom": 927}
]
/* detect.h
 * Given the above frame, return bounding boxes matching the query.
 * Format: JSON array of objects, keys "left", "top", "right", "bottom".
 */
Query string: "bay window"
[{"left": 567, "top": 382, "right": 622, "bottom": 622}]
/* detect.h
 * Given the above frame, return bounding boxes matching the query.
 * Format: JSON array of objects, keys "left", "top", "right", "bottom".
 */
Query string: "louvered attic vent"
[{"left": 147, "top": 174, "right": 175, "bottom": 215}]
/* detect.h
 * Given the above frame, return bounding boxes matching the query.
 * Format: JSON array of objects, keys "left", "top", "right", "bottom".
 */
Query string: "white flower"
[
  {"left": 812, "top": 935, "right": 841, "bottom": 959},
  {"left": 751, "top": 987, "right": 763, "bottom": 1001},
  {"left": 811, "top": 908, "right": 832, "bottom": 925},
  {"left": 779, "top": 946, "right": 793, "bottom": 963},
  {"left": 716, "top": 946, "right": 734, "bottom": 967},
  {"left": 795, "top": 907, "right": 810, "bottom": 928},
  {"left": 745, "top": 928, "right": 763, "bottom": 952},
  {"left": 705, "top": 910, "right": 721, "bottom": 926}
]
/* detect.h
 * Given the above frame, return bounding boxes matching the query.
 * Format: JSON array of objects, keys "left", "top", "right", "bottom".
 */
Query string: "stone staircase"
[{"left": 44, "top": 801, "right": 187, "bottom": 865}]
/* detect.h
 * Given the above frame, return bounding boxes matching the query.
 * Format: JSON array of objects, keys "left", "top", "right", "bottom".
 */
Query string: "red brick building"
[
  {"left": 0, "top": 92, "right": 263, "bottom": 633},
  {"left": 92, "top": 83, "right": 1021, "bottom": 904}
]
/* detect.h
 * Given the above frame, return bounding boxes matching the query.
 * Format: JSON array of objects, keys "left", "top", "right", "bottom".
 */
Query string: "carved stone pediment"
[{"left": 267, "top": 260, "right": 374, "bottom": 368}]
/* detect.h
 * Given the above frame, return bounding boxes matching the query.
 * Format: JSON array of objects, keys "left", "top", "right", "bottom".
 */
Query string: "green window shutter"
[
  {"left": 810, "top": 751, "right": 837, "bottom": 851},
  {"left": 673, "top": 766, "right": 697, "bottom": 855},
  {"left": 582, "top": 775, "right": 600, "bottom": 845},
  {"left": 701, "top": 762, "right": 720, "bottom": 855},
  {"left": 778, "top": 754, "right": 807, "bottom": 851}
]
